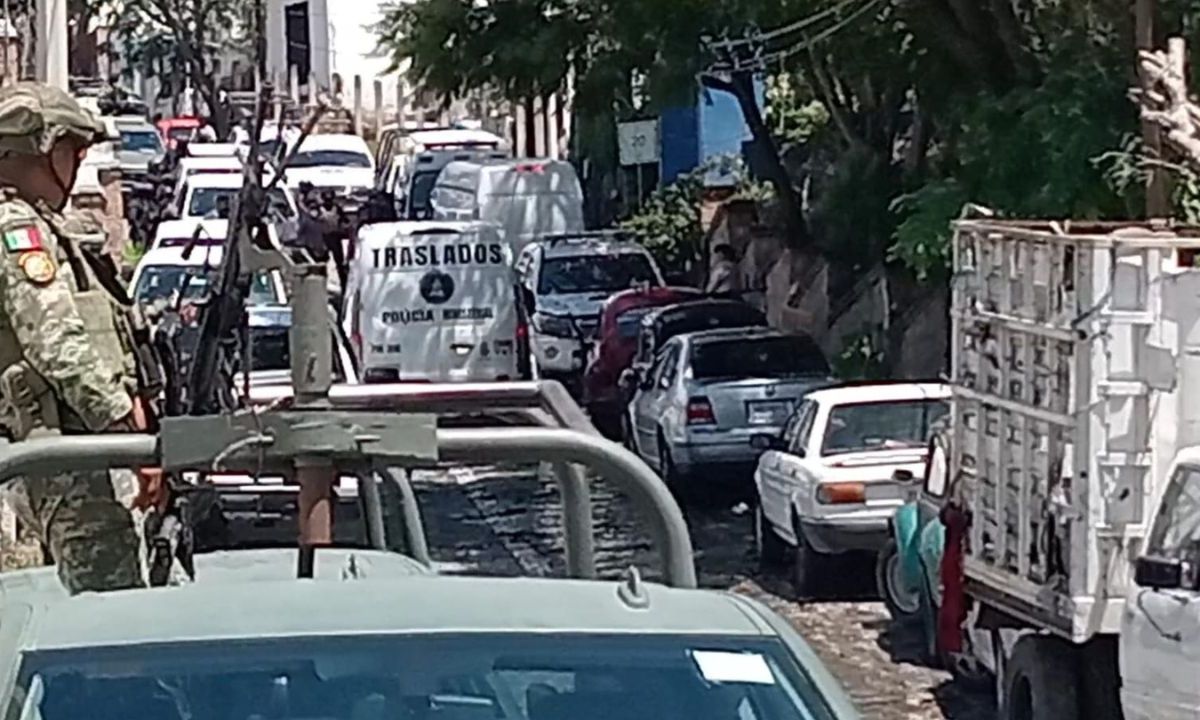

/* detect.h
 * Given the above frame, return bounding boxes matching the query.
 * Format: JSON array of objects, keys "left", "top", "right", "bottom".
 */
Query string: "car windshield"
[
  {"left": 188, "top": 187, "right": 293, "bottom": 218},
  {"left": 119, "top": 129, "right": 163, "bottom": 154},
  {"left": 290, "top": 149, "right": 372, "bottom": 168},
  {"left": 690, "top": 336, "right": 829, "bottom": 380},
  {"left": 16, "top": 634, "right": 839, "bottom": 720},
  {"left": 134, "top": 265, "right": 279, "bottom": 306},
  {"left": 538, "top": 254, "right": 658, "bottom": 295},
  {"left": 407, "top": 170, "right": 440, "bottom": 216},
  {"left": 821, "top": 399, "right": 950, "bottom": 456}
]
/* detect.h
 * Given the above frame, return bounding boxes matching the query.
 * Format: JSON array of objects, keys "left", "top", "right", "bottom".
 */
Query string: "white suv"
[{"left": 515, "top": 232, "right": 663, "bottom": 384}]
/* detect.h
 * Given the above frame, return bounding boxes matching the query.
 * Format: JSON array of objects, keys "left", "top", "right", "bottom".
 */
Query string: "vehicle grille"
[{"left": 575, "top": 316, "right": 600, "bottom": 338}]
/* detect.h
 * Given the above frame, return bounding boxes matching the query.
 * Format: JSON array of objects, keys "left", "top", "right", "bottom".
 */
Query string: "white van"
[
  {"left": 430, "top": 159, "right": 585, "bottom": 253},
  {"left": 342, "top": 221, "right": 526, "bottom": 383}
]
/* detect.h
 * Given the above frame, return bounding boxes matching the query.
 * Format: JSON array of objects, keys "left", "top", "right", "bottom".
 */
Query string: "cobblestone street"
[{"left": 413, "top": 465, "right": 995, "bottom": 720}]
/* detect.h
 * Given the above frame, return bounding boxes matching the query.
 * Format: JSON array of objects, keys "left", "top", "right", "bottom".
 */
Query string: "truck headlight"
[{"left": 533, "top": 313, "right": 575, "bottom": 338}]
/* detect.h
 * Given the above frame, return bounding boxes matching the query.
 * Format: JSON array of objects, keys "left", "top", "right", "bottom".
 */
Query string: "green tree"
[
  {"left": 115, "top": 0, "right": 255, "bottom": 136},
  {"left": 377, "top": 0, "right": 821, "bottom": 243}
]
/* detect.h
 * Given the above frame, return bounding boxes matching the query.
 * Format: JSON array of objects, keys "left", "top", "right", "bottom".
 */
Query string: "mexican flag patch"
[{"left": 2, "top": 225, "right": 43, "bottom": 252}]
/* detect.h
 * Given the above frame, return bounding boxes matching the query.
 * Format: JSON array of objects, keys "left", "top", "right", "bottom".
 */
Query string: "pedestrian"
[
  {"left": 0, "top": 82, "right": 151, "bottom": 594},
  {"left": 706, "top": 243, "right": 743, "bottom": 296}
]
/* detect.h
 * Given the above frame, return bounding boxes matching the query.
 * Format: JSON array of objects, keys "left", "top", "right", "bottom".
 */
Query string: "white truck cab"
[
  {"left": 515, "top": 232, "right": 663, "bottom": 382},
  {"left": 1120, "top": 448, "right": 1200, "bottom": 720},
  {"left": 342, "top": 221, "right": 524, "bottom": 383},
  {"left": 274, "top": 133, "right": 375, "bottom": 196}
]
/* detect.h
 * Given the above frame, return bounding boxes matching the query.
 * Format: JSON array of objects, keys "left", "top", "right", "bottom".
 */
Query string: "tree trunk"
[{"left": 704, "top": 71, "right": 809, "bottom": 248}]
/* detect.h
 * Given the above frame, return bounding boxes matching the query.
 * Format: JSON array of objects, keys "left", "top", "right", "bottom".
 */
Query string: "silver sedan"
[{"left": 625, "top": 327, "right": 834, "bottom": 500}]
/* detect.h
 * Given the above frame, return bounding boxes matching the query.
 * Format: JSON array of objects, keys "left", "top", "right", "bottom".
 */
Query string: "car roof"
[
  {"left": 603, "top": 286, "right": 703, "bottom": 313},
  {"left": 1, "top": 550, "right": 773, "bottom": 652},
  {"left": 805, "top": 382, "right": 952, "bottom": 405},
  {"left": 186, "top": 172, "right": 247, "bottom": 189},
  {"left": 681, "top": 327, "right": 795, "bottom": 345},
  {"left": 136, "top": 244, "right": 224, "bottom": 268},
  {"left": 406, "top": 128, "right": 505, "bottom": 147},
  {"left": 154, "top": 218, "right": 229, "bottom": 241},
  {"left": 641, "top": 299, "right": 764, "bottom": 330},
  {"left": 297, "top": 133, "right": 373, "bottom": 154},
  {"left": 180, "top": 156, "right": 242, "bottom": 169},
  {"left": 538, "top": 236, "right": 651, "bottom": 259}
]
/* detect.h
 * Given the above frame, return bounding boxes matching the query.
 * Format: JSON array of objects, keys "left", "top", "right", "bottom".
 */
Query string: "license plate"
[{"left": 748, "top": 400, "right": 789, "bottom": 425}]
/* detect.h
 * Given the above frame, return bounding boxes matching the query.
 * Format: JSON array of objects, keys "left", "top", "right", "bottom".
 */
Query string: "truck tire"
[
  {"left": 876, "top": 538, "right": 920, "bottom": 621},
  {"left": 1001, "top": 636, "right": 1079, "bottom": 720},
  {"left": 790, "top": 513, "right": 825, "bottom": 600},
  {"left": 1078, "top": 637, "right": 1122, "bottom": 720}
]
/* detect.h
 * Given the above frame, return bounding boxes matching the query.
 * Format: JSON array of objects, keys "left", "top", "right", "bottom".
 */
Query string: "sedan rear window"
[
  {"left": 615, "top": 307, "right": 657, "bottom": 338},
  {"left": 16, "top": 634, "right": 841, "bottom": 720},
  {"left": 690, "top": 336, "right": 829, "bottom": 380},
  {"left": 821, "top": 399, "right": 949, "bottom": 456}
]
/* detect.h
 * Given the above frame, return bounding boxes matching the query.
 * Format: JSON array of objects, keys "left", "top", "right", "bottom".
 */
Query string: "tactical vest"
[{"left": 0, "top": 196, "right": 140, "bottom": 433}]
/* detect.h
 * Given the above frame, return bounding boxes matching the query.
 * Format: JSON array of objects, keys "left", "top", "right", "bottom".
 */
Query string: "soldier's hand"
[
  {"left": 133, "top": 467, "right": 169, "bottom": 513},
  {"left": 107, "top": 396, "right": 150, "bottom": 433}
]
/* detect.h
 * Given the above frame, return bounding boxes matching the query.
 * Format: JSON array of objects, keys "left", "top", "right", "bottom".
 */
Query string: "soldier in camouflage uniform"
[{"left": 0, "top": 82, "right": 145, "bottom": 594}]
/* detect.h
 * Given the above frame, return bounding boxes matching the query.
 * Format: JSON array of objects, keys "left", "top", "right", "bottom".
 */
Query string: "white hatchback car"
[{"left": 752, "top": 382, "right": 951, "bottom": 598}]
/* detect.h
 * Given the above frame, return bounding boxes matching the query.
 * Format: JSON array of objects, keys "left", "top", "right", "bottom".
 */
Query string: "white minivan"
[
  {"left": 429, "top": 158, "right": 585, "bottom": 253},
  {"left": 342, "top": 221, "right": 527, "bottom": 383}
]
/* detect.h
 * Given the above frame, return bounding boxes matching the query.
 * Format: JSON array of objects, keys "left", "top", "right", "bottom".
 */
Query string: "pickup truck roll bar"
[{"left": 0, "top": 415, "right": 697, "bottom": 589}]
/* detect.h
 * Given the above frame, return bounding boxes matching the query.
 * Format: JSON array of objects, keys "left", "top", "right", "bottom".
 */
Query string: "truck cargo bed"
[{"left": 951, "top": 219, "right": 1200, "bottom": 640}]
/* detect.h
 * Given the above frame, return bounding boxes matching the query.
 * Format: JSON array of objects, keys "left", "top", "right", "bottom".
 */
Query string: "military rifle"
[{"left": 182, "top": 0, "right": 329, "bottom": 416}]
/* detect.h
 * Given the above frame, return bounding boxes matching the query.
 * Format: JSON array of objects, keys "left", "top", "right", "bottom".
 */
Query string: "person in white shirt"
[{"left": 706, "top": 243, "right": 742, "bottom": 296}]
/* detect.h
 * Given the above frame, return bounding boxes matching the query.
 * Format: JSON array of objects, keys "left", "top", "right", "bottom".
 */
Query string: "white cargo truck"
[{"left": 947, "top": 218, "right": 1200, "bottom": 720}]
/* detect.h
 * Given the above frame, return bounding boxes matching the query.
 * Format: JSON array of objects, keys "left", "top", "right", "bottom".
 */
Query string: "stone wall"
[{"left": 734, "top": 217, "right": 948, "bottom": 378}]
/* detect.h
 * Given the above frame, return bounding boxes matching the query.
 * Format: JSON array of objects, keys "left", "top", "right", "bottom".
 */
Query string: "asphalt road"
[{"left": 412, "top": 464, "right": 995, "bottom": 720}]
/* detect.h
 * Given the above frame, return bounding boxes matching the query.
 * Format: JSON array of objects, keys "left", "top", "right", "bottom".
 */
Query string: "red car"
[
  {"left": 583, "top": 286, "right": 703, "bottom": 437},
  {"left": 157, "top": 116, "right": 202, "bottom": 151}
]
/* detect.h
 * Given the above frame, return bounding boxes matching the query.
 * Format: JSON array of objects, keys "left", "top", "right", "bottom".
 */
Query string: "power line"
[
  {"left": 707, "top": 0, "right": 864, "bottom": 53},
  {"left": 708, "top": 0, "right": 887, "bottom": 73}
]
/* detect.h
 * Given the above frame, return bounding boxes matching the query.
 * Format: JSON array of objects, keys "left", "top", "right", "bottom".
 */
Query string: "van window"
[
  {"left": 407, "top": 171, "right": 441, "bottom": 216},
  {"left": 432, "top": 186, "right": 476, "bottom": 213}
]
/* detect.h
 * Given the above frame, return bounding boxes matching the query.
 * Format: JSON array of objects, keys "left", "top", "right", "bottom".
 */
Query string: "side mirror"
[{"left": 1134, "top": 555, "right": 1183, "bottom": 590}]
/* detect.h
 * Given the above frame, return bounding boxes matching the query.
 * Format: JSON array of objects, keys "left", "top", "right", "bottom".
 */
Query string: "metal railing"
[{"left": 0, "top": 381, "right": 697, "bottom": 589}]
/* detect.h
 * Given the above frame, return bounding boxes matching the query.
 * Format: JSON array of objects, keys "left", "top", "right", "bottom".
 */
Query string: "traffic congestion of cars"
[{"left": 73, "top": 114, "right": 972, "bottom": 720}]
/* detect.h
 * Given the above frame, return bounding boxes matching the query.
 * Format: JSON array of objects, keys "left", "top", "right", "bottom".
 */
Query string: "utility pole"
[
  {"left": 34, "top": 0, "right": 67, "bottom": 89},
  {"left": 1137, "top": 0, "right": 1170, "bottom": 218}
]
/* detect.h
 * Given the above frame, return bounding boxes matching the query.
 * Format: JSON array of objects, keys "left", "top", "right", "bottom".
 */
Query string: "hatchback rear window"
[
  {"left": 690, "top": 336, "right": 828, "bottom": 380},
  {"left": 821, "top": 399, "right": 950, "bottom": 456}
]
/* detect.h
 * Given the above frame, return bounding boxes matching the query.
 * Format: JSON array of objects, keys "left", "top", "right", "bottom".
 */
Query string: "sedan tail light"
[
  {"left": 686, "top": 397, "right": 716, "bottom": 425},
  {"left": 816, "top": 482, "right": 867, "bottom": 505}
]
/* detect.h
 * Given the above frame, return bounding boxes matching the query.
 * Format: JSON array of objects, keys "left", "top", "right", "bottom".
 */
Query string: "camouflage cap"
[{"left": 0, "top": 82, "right": 106, "bottom": 158}]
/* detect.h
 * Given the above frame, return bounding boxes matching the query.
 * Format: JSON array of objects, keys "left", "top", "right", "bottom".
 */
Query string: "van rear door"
[{"left": 359, "top": 226, "right": 517, "bottom": 382}]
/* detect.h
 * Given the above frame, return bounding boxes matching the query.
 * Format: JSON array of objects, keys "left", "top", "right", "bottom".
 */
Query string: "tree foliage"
[
  {"left": 115, "top": 0, "right": 254, "bottom": 135},
  {"left": 381, "top": 0, "right": 1200, "bottom": 285},
  {"left": 621, "top": 155, "right": 770, "bottom": 274}
]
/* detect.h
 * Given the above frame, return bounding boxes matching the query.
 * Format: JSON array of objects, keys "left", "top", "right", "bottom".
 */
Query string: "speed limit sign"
[{"left": 618, "top": 119, "right": 661, "bottom": 166}]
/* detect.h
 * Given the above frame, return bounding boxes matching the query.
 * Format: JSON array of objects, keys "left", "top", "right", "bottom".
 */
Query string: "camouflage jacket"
[{"left": 0, "top": 189, "right": 132, "bottom": 432}]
